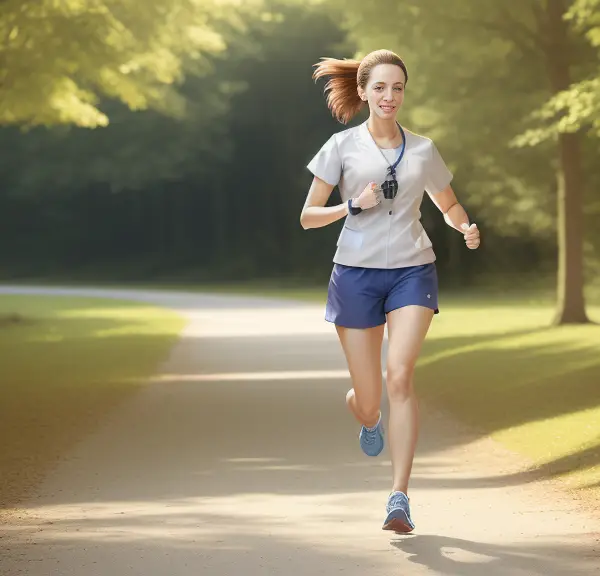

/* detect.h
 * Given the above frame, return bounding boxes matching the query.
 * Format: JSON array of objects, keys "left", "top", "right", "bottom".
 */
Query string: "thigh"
[
  {"left": 386, "top": 305, "right": 435, "bottom": 370},
  {"left": 337, "top": 324, "right": 385, "bottom": 402}
]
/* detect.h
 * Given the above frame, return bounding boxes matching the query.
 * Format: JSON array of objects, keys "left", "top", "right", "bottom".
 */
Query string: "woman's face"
[{"left": 359, "top": 63, "right": 406, "bottom": 120}]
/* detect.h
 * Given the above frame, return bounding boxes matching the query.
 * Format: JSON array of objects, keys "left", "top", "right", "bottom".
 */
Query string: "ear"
[{"left": 357, "top": 87, "right": 367, "bottom": 102}]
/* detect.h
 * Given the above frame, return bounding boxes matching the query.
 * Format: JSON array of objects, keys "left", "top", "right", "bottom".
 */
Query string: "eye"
[
  {"left": 394, "top": 87, "right": 404, "bottom": 92},
  {"left": 374, "top": 86, "right": 383, "bottom": 91}
]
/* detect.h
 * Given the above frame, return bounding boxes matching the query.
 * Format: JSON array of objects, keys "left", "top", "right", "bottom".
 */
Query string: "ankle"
[
  {"left": 363, "top": 411, "right": 381, "bottom": 429},
  {"left": 391, "top": 486, "right": 408, "bottom": 496}
]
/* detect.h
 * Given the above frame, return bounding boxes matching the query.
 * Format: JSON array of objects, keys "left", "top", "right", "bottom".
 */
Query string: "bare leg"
[
  {"left": 336, "top": 324, "right": 385, "bottom": 429},
  {"left": 385, "top": 306, "right": 434, "bottom": 495}
]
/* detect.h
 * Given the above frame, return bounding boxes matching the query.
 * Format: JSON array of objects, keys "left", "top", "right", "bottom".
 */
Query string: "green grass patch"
[
  {"left": 0, "top": 294, "right": 185, "bottom": 509},
  {"left": 417, "top": 302, "right": 600, "bottom": 505}
]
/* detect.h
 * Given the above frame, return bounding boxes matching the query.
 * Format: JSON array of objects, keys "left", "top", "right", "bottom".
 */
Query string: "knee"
[{"left": 386, "top": 364, "right": 415, "bottom": 402}]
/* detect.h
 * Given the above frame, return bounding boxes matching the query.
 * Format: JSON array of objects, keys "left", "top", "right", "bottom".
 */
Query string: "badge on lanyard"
[{"left": 377, "top": 123, "right": 406, "bottom": 200}]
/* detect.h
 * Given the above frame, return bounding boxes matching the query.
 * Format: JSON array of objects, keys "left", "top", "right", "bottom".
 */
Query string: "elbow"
[
  {"left": 300, "top": 211, "right": 311, "bottom": 230},
  {"left": 442, "top": 201, "right": 459, "bottom": 215}
]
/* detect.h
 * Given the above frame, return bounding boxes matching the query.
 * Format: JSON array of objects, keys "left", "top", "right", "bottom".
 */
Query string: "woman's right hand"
[{"left": 354, "top": 182, "right": 381, "bottom": 210}]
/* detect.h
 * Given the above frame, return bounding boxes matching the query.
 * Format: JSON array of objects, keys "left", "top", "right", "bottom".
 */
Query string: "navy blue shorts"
[{"left": 325, "top": 263, "right": 439, "bottom": 329}]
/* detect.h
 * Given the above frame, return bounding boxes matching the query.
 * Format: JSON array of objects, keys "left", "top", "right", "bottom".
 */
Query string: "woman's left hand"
[{"left": 461, "top": 223, "right": 480, "bottom": 250}]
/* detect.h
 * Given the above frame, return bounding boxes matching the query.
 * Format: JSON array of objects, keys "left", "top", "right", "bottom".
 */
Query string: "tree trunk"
[{"left": 545, "top": 0, "right": 589, "bottom": 324}]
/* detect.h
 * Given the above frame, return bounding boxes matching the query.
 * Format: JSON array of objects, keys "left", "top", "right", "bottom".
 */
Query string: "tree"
[
  {"left": 517, "top": 0, "right": 600, "bottom": 141},
  {"left": 0, "top": 0, "right": 352, "bottom": 282},
  {"left": 0, "top": 0, "right": 251, "bottom": 127},
  {"left": 327, "top": 0, "right": 597, "bottom": 324},
  {"left": 515, "top": 0, "right": 600, "bottom": 323}
]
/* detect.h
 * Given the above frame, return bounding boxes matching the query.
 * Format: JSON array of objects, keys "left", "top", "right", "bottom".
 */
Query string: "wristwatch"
[{"left": 348, "top": 198, "right": 363, "bottom": 216}]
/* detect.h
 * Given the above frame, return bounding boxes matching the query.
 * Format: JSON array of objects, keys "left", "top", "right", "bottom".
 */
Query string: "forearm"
[
  {"left": 443, "top": 202, "right": 470, "bottom": 232},
  {"left": 300, "top": 202, "right": 350, "bottom": 230}
]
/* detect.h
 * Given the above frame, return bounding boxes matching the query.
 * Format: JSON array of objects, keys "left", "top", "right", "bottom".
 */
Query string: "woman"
[{"left": 300, "top": 49, "right": 480, "bottom": 533}]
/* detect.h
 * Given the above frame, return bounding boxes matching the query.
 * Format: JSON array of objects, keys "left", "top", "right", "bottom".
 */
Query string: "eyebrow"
[{"left": 373, "top": 81, "right": 404, "bottom": 86}]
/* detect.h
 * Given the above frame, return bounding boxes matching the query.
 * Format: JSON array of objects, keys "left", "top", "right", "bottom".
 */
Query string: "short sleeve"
[
  {"left": 306, "top": 134, "right": 342, "bottom": 186},
  {"left": 424, "top": 141, "right": 453, "bottom": 194}
]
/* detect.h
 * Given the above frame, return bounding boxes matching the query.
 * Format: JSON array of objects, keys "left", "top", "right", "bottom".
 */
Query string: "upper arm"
[
  {"left": 302, "top": 176, "right": 335, "bottom": 211},
  {"left": 427, "top": 183, "right": 459, "bottom": 214},
  {"left": 424, "top": 140, "right": 453, "bottom": 203}
]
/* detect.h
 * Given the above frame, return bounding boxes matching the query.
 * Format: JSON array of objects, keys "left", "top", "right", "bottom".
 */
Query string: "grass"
[
  {"left": 0, "top": 294, "right": 185, "bottom": 510},
  {"left": 1, "top": 283, "right": 599, "bottom": 511},
  {"left": 417, "top": 302, "right": 600, "bottom": 505}
]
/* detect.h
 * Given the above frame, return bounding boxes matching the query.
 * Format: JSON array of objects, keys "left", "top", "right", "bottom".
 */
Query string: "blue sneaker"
[
  {"left": 358, "top": 413, "right": 384, "bottom": 457},
  {"left": 382, "top": 491, "right": 415, "bottom": 533}
]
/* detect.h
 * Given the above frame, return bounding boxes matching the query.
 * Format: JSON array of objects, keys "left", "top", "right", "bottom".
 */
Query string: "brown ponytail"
[{"left": 312, "top": 50, "right": 408, "bottom": 125}]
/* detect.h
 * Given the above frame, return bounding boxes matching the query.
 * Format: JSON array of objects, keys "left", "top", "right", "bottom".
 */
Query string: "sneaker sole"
[
  {"left": 361, "top": 443, "right": 384, "bottom": 457},
  {"left": 382, "top": 509, "right": 414, "bottom": 533}
]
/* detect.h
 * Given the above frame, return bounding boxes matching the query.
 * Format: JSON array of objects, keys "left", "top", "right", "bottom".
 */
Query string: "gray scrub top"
[{"left": 307, "top": 121, "right": 453, "bottom": 269}]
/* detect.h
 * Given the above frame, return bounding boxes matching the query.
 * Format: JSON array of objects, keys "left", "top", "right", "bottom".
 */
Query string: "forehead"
[{"left": 368, "top": 64, "right": 406, "bottom": 85}]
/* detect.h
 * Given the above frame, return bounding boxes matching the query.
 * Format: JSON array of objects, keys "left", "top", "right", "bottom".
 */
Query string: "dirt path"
[{"left": 1, "top": 286, "right": 598, "bottom": 575}]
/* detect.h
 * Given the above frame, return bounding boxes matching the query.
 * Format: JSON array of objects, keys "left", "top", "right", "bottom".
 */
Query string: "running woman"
[{"left": 300, "top": 49, "right": 481, "bottom": 533}]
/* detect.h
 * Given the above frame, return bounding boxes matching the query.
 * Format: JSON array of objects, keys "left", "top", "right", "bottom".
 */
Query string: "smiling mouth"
[{"left": 379, "top": 105, "right": 396, "bottom": 112}]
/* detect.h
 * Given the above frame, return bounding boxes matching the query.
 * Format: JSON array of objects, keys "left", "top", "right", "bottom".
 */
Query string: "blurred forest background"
[{"left": 1, "top": 0, "right": 599, "bottom": 323}]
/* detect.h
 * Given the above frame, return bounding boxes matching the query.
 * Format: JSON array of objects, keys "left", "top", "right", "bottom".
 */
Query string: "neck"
[{"left": 367, "top": 114, "right": 399, "bottom": 139}]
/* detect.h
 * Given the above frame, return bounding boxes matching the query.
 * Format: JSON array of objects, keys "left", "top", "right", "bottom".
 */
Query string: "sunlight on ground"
[
  {"left": 418, "top": 305, "right": 600, "bottom": 502},
  {"left": 3, "top": 491, "right": 591, "bottom": 549},
  {"left": 163, "top": 296, "right": 600, "bottom": 502},
  {"left": 154, "top": 370, "right": 350, "bottom": 382},
  {"left": 58, "top": 306, "right": 184, "bottom": 338},
  {"left": 1, "top": 290, "right": 599, "bottom": 512},
  {"left": 0, "top": 295, "right": 185, "bottom": 508},
  {"left": 179, "top": 307, "right": 336, "bottom": 337},
  {"left": 3, "top": 485, "right": 595, "bottom": 576}
]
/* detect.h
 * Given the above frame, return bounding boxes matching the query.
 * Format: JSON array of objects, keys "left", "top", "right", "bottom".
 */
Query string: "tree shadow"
[
  {"left": 4, "top": 322, "right": 598, "bottom": 509},
  {"left": 2, "top": 505, "right": 598, "bottom": 575},
  {"left": 2, "top": 288, "right": 599, "bottom": 526},
  {"left": 390, "top": 534, "right": 598, "bottom": 576}
]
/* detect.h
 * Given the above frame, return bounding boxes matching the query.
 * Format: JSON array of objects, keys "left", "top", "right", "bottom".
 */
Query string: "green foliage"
[
  {"left": 0, "top": 0, "right": 360, "bottom": 282},
  {"left": 0, "top": 78, "right": 238, "bottom": 195},
  {"left": 0, "top": 0, "right": 252, "bottom": 127},
  {"left": 516, "top": 0, "right": 600, "bottom": 144}
]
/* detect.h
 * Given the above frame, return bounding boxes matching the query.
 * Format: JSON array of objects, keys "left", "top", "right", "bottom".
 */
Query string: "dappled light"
[
  {"left": 154, "top": 369, "right": 349, "bottom": 382},
  {"left": 1, "top": 288, "right": 599, "bottom": 574},
  {"left": 2, "top": 0, "right": 600, "bottom": 573},
  {"left": 0, "top": 294, "right": 184, "bottom": 508}
]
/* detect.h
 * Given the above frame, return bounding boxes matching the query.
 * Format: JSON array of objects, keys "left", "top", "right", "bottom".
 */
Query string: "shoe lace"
[
  {"left": 389, "top": 492, "right": 408, "bottom": 510},
  {"left": 362, "top": 426, "right": 378, "bottom": 445}
]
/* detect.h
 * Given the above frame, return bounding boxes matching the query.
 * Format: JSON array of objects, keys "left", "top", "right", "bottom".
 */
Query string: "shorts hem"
[
  {"left": 325, "top": 316, "right": 386, "bottom": 329},
  {"left": 384, "top": 303, "right": 440, "bottom": 315}
]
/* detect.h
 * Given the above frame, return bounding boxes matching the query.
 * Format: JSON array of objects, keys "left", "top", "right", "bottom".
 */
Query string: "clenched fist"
[
  {"left": 354, "top": 182, "right": 382, "bottom": 210},
  {"left": 461, "top": 223, "right": 480, "bottom": 250}
]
